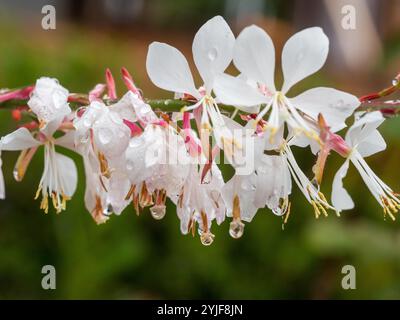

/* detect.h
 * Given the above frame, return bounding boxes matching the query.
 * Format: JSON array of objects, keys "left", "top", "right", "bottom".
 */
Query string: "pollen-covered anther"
[
  {"left": 306, "top": 187, "right": 329, "bottom": 218},
  {"left": 381, "top": 195, "right": 400, "bottom": 221},
  {"left": 98, "top": 152, "right": 112, "bottom": 178},
  {"left": 139, "top": 182, "right": 153, "bottom": 208},
  {"left": 92, "top": 195, "right": 108, "bottom": 225}
]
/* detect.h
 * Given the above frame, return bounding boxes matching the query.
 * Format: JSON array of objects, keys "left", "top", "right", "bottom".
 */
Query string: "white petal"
[
  {"left": 192, "top": 16, "right": 235, "bottom": 91},
  {"left": 41, "top": 115, "right": 65, "bottom": 138},
  {"left": 56, "top": 152, "right": 78, "bottom": 197},
  {"left": 346, "top": 111, "right": 384, "bottom": 147},
  {"left": 331, "top": 160, "right": 354, "bottom": 211},
  {"left": 234, "top": 25, "right": 276, "bottom": 92},
  {"left": 0, "top": 128, "right": 41, "bottom": 151},
  {"left": 357, "top": 129, "right": 386, "bottom": 158},
  {"left": 281, "top": 27, "right": 329, "bottom": 94},
  {"left": 214, "top": 73, "right": 267, "bottom": 111},
  {"left": 146, "top": 42, "right": 199, "bottom": 98},
  {"left": 290, "top": 87, "right": 360, "bottom": 131},
  {"left": 55, "top": 131, "right": 76, "bottom": 151}
]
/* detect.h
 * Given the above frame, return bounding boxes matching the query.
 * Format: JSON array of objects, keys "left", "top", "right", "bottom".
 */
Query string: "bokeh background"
[{"left": 0, "top": 0, "right": 399, "bottom": 299}]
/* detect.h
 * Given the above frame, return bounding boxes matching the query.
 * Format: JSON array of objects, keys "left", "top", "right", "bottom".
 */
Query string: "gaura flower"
[
  {"left": 331, "top": 111, "right": 400, "bottom": 219},
  {"left": 252, "top": 138, "right": 334, "bottom": 219},
  {"left": 175, "top": 163, "right": 225, "bottom": 245},
  {"left": 125, "top": 123, "right": 190, "bottom": 219},
  {"left": 28, "top": 77, "right": 71, "bottom": 134},
  {"left": 0, "top": 128, "right": 77, "bottom": 213},
  {"left": 0, "top": 78, "right": 76, "bottom": 212},
  {"left": 146, "top": 16, "right": 251, "bottom": 152},
  {"left": 74, "top": 91, "right": 157, "bottom": 222},
  {"left": 214, "top": 25, "right": 360, "bottom": 143}
]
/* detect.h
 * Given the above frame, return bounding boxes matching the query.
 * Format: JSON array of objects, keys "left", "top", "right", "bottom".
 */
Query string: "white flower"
[
  {"left": 28, "top": 77, "right": 71, "bottom": 135},
  {"left": 73, "top": 91, "right": 158, "bottom": 221},
  {"left": 252, "top": 141, "right": 333, "bottom": 218},
  {"left": 146, "top": 16, "right": 243, "bottom": 150},
  {"left": 125, "top": 124, "right": 190, "bottom": 218},
  {"left": 175, "top": 163, "right": 225, "bottom": 245},
  {"left": 0, "top": 128, "right": 77, "bottom": 213},
  {"left": 332, "top": 111, "right": 400, "bottom": 219},
  {"left": 221, "top": 173, "right": 257, "bottom": 238},
  {"left": 214, "top": 26, "right": 360, "bottom": 142}
]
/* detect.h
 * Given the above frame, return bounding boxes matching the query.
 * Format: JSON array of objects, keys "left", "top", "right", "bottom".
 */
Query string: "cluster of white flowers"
[{"left": 0, "top": 16, "right": 399, "bottom": 245}]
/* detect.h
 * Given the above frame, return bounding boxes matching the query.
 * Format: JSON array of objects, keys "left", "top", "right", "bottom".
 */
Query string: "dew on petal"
[
  {"left": 208, "top": 47, "right": 218, "bottom": 61},
  {"left": 98, "top": 128, "right": 113, "bottom": 145}
]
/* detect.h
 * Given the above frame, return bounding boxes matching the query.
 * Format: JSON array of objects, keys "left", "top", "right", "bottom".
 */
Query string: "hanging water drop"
[
  {"left": 200, "top": 231, "right": 215, "bottom": 246},
  {"left": 229, "top": 219, "right": 245, "bottom": 239},
  {"left": 103, "top": 203, "right": 113, "bottom": 216},
  {"left": 150, "top": 204, "right": 166, "bottom": 220}
]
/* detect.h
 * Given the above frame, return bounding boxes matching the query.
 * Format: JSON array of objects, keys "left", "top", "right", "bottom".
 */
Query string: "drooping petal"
[
  {"left": 56, "top": 152, "right": 78, "bottom": 197},
  {"left": 41, "top": 115, "right": 65, "bottom": 138},
  {"left": 55, "top": 131, "right": 76, "bottom": 152},
  {"left": 213, "top": 73, "right": 267, "bottom": 111},
  {"left": 146, "top": 42, "right": 199, "bottom": 99},
  {"left": 331, "top": 160, "right": 354, "bottom": 211},
  {"left": 192, "top": 16, "right": 235, "bottom": 92},
  {"left": 357, "top": 130, "right": 386, "bottom": 158},
  {"left": 221, "top": 174, "right": 258, "bottom": 222},
  {"left": 281, "top": 27, "right": 329, "bottom": 94},
  {"left": 290, "top": 87, "right": 360, "bottom": 131},
  {"left": 345, "top": 111, "right": 384, "bottom": 148},
  {"left": 234, "top": 25, "right": 276, "bottom": 92},
  {"left": 0, "top": 127, "right": 41, "bottom": 151}
]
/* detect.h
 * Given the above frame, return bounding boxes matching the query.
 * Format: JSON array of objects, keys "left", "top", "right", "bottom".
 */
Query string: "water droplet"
[
  {"left": 257, "top": 165, "right": 268, "bottom": 174},
  {"left": 80, "top": 132, "right": 90, "bottom": 144},
  {"left": 109, "top": 111, "right": 123, "bottom": 125},
  {"left": 336, "top": 99, "right": 344, "bottom": 109},
  {"left": 98, "top": 128, "right": 112, "bottom": 145},
  {"left": 296, "top": 52, "right": 304, "bottom": 62},
  {"left": 272, "top": 207, "right": 284, "bottom": 216},
  {"left": 208, "top": 47, "right": 218, "bottom": 61},
  {"left": 150, "top": 205, "right": 166, "bottom": 220},
  {"left": 139, "top": 104, "right": 152, "bottom": 115},
  {"left": 129, "top": 136, "right": 143, "bottom": 148},
  {"left": 13, "top": 167, "right": 22, "bottom": 182},
  {"left": 229, "top": 219, "right": 245, "bottom": 239},
  {"left": 392, "top": 79, "right": 399, "bottom": 86},
  {"left": 103, "top": 203, "right": 113, "bottom": 216},
  {"left": 83, "top": 117, "right": 92, "bottom": 128},
  {"left": 126, "top": 159, "right": 134, "bottom": 171},
  {"left": 241, "top": 180, "right": 255, "bottom": 191},
  {"left": 241, "top": 180, "right": 251, "bottom": 191},
  {"left": 200, "top": 231, "right": 215, "bottom": 246}
]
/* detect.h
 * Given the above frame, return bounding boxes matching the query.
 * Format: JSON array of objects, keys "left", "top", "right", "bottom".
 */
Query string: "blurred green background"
[{"left": 0, "top": 0, "right": 400, "bottom": 299}]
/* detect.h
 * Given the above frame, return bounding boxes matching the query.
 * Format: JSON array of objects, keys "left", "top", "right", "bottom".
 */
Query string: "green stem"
[{"left": 0, "top": 97, "right": 399, "bottom": 115}]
